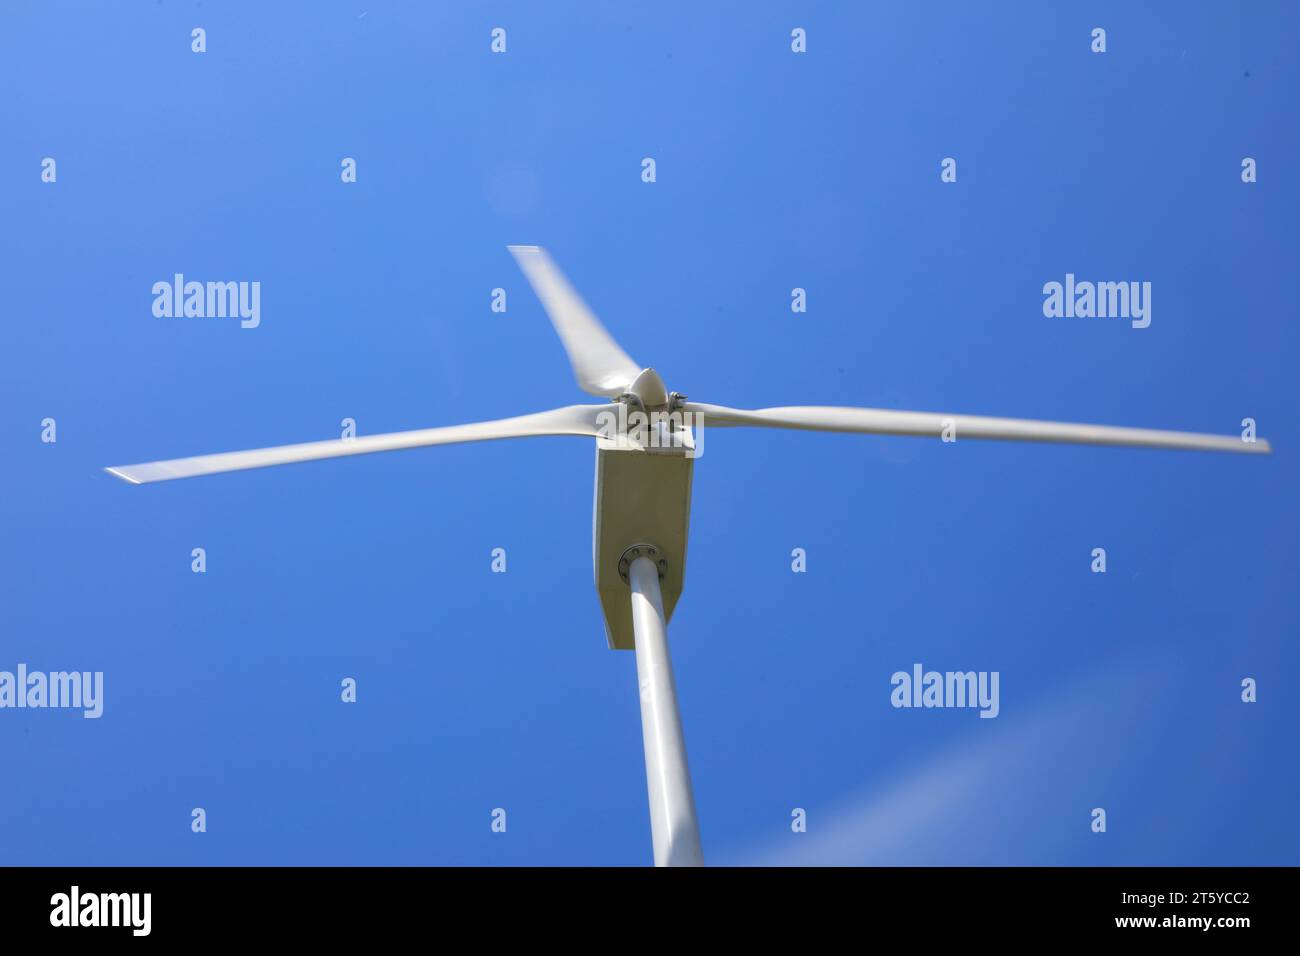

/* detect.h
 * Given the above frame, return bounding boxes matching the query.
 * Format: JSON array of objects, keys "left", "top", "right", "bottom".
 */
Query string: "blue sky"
[{"left": 1, "top": 1, "right": 1296, "bottom": 865}]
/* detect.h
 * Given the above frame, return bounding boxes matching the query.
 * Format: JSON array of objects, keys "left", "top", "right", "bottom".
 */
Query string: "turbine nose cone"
[{"left": 629, "top": 368, "right": 669, "bottom": 408}]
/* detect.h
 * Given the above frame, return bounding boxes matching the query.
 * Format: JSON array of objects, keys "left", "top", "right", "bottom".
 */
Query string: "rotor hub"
[{"left": 627, "top": 368, "right": 669, "bottom": 410}]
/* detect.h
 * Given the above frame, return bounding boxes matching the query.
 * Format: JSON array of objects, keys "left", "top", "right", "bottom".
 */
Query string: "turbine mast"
[{"left": 625, "top": 547, "right": 704, "bottom": 866}]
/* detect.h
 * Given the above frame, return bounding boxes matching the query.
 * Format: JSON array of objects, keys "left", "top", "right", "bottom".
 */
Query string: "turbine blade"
[
  {"left": 105, "top": 404, "right": 610, "bottom": 484},
  {"left": 508, "top": 245, "right": 642, "bottom": 397},
  {"left": 681, "top": 402, "right": 1271, "bottom": 455}
]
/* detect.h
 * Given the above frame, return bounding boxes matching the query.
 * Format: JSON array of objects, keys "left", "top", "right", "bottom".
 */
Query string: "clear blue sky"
[{"left": 1, "top": 1, "right": 1296, "bottom": 865}]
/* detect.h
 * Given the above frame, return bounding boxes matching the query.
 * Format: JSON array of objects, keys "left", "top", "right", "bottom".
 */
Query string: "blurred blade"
[
  {"left": 508, "top": 245, "right": 642, "bottom": 396},
  {"left": 682, "top": 402, "right": 1271, "bottom": 455},
  {"left": 105, "top": 404, "right": 610, "bottom": 484}
]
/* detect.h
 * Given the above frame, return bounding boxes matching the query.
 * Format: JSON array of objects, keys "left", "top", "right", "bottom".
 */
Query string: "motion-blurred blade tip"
[{"left": 104, "top": 467, "right": 142, "bottom": 485}]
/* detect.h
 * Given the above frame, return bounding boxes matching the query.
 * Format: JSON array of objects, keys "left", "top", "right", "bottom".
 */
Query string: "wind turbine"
[{"left": 106, "top": 245, "right": 1271, "bottom": 867}]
